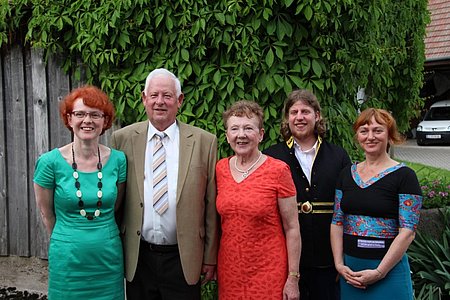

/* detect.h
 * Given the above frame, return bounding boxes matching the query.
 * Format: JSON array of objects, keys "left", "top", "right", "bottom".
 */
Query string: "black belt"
[{"left": 140, "top": 240, "right": 178, "bottom": 253}]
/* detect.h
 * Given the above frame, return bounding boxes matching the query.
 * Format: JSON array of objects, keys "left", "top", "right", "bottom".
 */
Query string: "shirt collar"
[
  {"left": 147, "top": 120, "right": 178, "bottom": 142},
  {"left": 294, "top": 138, "right": 319, "bottom": 153},
  {"left": 286, "top": 135, "right": 322, "bottom": 150}
]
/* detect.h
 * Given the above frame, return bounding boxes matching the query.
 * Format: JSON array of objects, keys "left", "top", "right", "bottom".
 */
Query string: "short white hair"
[{"left": 143, "top": 68, "right": 182, "bottom": 97}]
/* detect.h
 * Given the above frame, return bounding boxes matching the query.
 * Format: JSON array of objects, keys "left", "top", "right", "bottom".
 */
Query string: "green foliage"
[
  {"left": 402, "top": 161, "right": 450, "bottom": 209},
  {"left": 408, "top": 208, "right": 450, "bottom": 299},
  {"left": 0, "top": 0, "right": 429, "bottom": 159},
  {"left": 201, "top": 280, "right": 217, "bottom": 300},
  {"left": 420, "top": 178, "right": 450, "bottom": 209}
]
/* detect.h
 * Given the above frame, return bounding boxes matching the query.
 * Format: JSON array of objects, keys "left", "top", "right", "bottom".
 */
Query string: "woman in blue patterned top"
[{"left": 330, "top": 108, "right": 422, "bottom": 300}]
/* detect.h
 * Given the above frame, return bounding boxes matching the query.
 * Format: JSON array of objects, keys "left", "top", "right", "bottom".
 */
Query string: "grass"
[{"left": 400, "top": 161, "right": 450, "bottom": 181}]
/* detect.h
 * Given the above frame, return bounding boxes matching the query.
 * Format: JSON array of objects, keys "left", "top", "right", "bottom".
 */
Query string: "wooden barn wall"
[{"left": 0, "top": 45, "right": 111, "bottom": 259}]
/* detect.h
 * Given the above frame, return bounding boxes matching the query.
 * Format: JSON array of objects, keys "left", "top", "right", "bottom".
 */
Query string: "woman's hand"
[
  {"left": 283, "top": 276, "right": 300, "bottom": 300},
  {"left": 335, "top": 264, "right": 366, "bottom": 289},
  {"left": 350, "top": 269, "right": 384, "bottom": 287}
]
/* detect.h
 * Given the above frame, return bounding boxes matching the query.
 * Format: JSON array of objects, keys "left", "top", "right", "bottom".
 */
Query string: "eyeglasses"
[{"left": 71, "top": 111, "right": 105, "bottom": 120}]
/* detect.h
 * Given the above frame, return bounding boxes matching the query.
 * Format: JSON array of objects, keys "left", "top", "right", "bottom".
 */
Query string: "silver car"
[{"left": 416, "top": 100, "right": 450, "bottom": 145}]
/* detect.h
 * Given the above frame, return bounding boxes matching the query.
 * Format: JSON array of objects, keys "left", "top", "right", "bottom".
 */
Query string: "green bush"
[
  {"left": 420, "top": 178, "right": 450, "bottom": 209},
  {"left": 408, "top": 208, "right": 450, "bottom": 299},
  {"left": 403, "top": 162, "right": 450, "bottom": 209},
  {"left": 0, "top": 0, "right": 429, "bottom": 160}
]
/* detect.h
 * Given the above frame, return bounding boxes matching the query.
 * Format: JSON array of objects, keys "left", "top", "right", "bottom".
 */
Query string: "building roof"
[{"left": 425, "top": 0, "right": 450, "bottom": 61}]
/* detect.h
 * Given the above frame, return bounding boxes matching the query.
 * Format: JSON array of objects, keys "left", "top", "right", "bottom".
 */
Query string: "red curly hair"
[{"left": 59, "top": 85, "right": 115, "bottom": 135}]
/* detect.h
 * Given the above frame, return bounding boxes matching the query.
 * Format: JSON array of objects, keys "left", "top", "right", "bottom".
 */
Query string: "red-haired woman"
[
  {"left": 33, "top": 85, "right": 126, "bottom": 299},
  {"left": 330, "top": 108, "right": 422, "bottom": 300}
]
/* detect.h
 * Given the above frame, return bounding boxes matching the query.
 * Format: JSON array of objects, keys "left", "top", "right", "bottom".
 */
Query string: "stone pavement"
[
  {"left": 0, "top": 139, "right": 448, "bottom": 297},
  {"left": 392, "top": 139, "right": 450, "bottom": 171},
  {"left": 0, "top": 256, "right": 48, "bottom": 296}
]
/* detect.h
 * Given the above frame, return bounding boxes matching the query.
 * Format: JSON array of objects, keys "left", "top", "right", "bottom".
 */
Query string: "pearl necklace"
[
  {"left": 234, "top": 151, "right": 263, "bottom": 178},
  {"left": 72, "top": 143, "right": 103, "bottom": 220}
]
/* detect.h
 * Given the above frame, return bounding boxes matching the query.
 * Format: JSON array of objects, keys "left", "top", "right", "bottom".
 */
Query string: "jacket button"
[
  {"left": 137, "top": 230, "right": 141, "bottom": 236},
  {"left": 140, "top": 202, "right": 143, "bottom": 208},
  {"left": 305, "top": 188, "right": 309, "bottom": 192}
]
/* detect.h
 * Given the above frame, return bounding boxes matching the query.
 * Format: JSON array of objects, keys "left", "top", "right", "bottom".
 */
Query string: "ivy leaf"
[
  {"left": 267, "top": 21, "right": 276, "bottom": 35},
  {"left": 304, "top": 5, "right": 313, "bottom": 21},
  {"left": 184, "top": 63, "right": 192, "bottom": 77},
  {"left": 266, "top": 76, "right": 275, "bottom": 93},
  {"left": 300, "top": 57, "right": 311, "bottom": 75},
  {"left": 213, "top": 70, "right": 222, "bottom": 86},
  {"left": 274, "top": 74, "right": 284, "bottom": 87},
  {"left": 181, "top": 49, "right": 189, "bottom": 61},
  {"left": 285, "top": 0, "right": 295, "bottom": 8},
  {"left": 215, "top": 13, "right": 226, "bottom": 25},
  {"left": 275, "top": 46, "right": 284, "bottom": 60},
  {"left": 132, "top": 63, "right": 145, "bottom": 78},
  {"left": 312, "top": 59, "right": 322, "bottom": 77},
  {"left": 155, "top": 14, "right": 164, "bottom": 28},
  {"left": 192, "top": 62, "right": 201, "bottom": 76},
  {"left": 277, "top": 19, "right": 286, "bottom": 40},
  {"left": 165, "top": 17, "right": 174, "bottom": 30},
  {"left": 289, "top": 75, "right": 304, "bottom": 88},
  {"left": 265, "top": 48, "right": 274, "bottom": 68},
  {"left": 269, "top": 106, "right": 277, "bottom": 118},
  {"left": 284, "top": 76, "right": 292, "bottom": 93},
  {"left": 226, "top": 79, "right": 234, "bottom": 95},
  {"left": 235, "top": 77, "right": 244, "bottom": 89},
  {"left": 312, "top": 79, "right": 324, "bottom": 91},
  {"left": 192, "top": 20, "right": 200, "bottom": 36},
  {"left": 263, "top": 8, "right": 272, "bottom": 21}
]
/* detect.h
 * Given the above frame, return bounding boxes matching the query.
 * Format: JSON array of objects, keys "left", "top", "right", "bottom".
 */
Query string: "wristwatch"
[{"left": 288, "top": 271, "right": 300, "bottom": 279}]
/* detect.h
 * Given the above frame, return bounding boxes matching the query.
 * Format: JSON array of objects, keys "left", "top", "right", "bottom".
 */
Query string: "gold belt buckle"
[{"left": 300, "top": 201, "right": 313, "bottom": 214}]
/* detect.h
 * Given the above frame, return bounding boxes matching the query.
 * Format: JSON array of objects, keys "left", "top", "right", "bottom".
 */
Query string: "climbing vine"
[{"left": 0, "top": 0, "right": 429, "bottom": 159}]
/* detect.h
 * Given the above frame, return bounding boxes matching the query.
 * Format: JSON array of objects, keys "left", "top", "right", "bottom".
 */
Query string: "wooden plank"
[
  {"left": 29, "top": 48, "right": 49, "bottom": 258},
  {"left": 0, "top": 48, "right": 8, "bottom": 255},
  {"left": 3, "top": 45, "right": 30, "bottom": 256},
  {"left": 47, "top": 54, "right": 71, "bottom": 148}
]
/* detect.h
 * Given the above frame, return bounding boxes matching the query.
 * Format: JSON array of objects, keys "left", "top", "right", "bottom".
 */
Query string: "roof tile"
[{"left": 426, "top": 0, "right": 450, "bottom": 60}]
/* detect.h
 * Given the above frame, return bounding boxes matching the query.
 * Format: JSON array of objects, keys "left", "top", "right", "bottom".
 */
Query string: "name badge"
[{"left": 357, "top": 239, "right": 385, "bottom": 249}]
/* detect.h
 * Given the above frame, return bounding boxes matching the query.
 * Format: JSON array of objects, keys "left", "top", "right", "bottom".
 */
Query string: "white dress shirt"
[
  {"left": 294, "top": 139, "right": 319, "bottom": 185},
  {"left": 142, "top": 121, "right": 179, "bottom": 245}
]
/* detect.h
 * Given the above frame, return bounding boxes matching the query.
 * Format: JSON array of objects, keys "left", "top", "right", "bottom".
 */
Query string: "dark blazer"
[
  {"left": 111, "top": 120, "right": 219, "bottom": 285},
  {"left": 264, "top": 137, "right": 351, "bottom": 267}
]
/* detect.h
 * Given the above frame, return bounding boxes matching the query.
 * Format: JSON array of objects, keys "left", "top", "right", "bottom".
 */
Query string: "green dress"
[{"left": 33, "top": 148, "right": 126, "bottom": 300}]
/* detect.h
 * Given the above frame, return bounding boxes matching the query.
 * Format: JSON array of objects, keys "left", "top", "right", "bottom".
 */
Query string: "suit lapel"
[
  {"left": 177, "top": 122, "right": 194, "bottom": 204},
  {"left": 132, "top": 122, "right": 148, "bottom": 204}
]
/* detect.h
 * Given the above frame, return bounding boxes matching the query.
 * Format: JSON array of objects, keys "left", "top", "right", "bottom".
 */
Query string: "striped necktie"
[{"left": 152, "top": 133, "right": 168, "bottom": 214}]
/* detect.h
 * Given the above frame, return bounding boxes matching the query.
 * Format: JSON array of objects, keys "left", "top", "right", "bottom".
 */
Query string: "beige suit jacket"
[{"left": 111, "top": 120, "right": 218, "bottom": 285}]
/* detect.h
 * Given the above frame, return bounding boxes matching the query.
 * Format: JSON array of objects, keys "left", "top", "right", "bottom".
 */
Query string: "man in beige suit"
[{"left": 111, "top": 68, "right": 218, "bottom": 300}]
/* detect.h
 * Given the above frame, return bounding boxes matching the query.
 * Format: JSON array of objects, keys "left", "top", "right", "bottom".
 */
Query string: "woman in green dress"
[{"left": 33, "top": 85, "right": 126, "bottom": 299}]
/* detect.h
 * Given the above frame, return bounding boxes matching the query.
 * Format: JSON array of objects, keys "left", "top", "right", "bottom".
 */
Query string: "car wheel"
[{"left": 416, "top": 140, "right": 425, "bottom": 146}]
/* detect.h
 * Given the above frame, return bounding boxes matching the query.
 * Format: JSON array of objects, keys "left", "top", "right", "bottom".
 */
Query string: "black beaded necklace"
[{"left": 71, "top": 143, "right": 103, "bottom": 220}]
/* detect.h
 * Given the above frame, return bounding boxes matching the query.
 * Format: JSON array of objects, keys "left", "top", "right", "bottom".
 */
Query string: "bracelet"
[
  {"left": 288, "top": 271, "right": 300, "bottom": 279},
  {"left": 375, "top": 268, "right": 382, "bottom": 276}
]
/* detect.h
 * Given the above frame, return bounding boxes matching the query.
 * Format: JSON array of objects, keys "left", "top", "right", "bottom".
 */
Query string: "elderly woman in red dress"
[{"left": 216, "top": 100, "right": 301, "bottom": 300}]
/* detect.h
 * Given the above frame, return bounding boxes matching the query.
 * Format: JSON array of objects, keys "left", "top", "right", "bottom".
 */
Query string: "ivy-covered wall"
[{"left": 0, "top": 0, "right": 429, "bottom": 159}]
